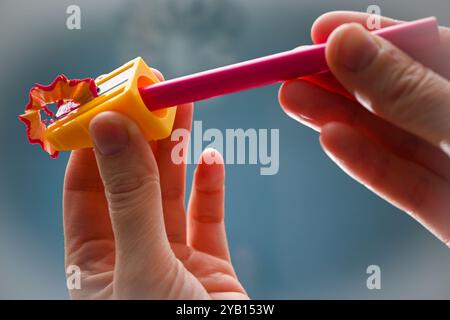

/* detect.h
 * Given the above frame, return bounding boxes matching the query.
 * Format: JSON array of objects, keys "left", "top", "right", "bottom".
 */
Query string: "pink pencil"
[{"left": 139, "top": 17, "right": 439, "bottom": 111}]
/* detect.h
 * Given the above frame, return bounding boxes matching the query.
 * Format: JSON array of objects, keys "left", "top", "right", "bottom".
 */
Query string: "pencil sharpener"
[{"left": 45, "top": 57, "right": 177, "bottom": 152}]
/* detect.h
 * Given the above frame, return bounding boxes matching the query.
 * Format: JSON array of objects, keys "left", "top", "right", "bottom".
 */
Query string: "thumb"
[
  {"left": 326, "top": 23, "right": 450, "bottom": 152},
  {"left": 89, "top": 112, "right": 175, "bottom": 296}
]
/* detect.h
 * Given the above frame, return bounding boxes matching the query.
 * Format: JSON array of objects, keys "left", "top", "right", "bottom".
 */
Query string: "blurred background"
[{"left": 1, "top": 0, "right": 450, "bottom": 299}]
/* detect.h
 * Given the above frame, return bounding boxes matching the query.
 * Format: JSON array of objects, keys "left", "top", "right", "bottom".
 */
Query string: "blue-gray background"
[{"left": 1, "top": 0, "right": 449, "bottom": 299}]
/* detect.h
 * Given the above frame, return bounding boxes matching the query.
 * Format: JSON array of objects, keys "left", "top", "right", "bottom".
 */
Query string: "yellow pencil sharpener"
[{"left": 45, "top": 57, "right": 177, "bottom": 152}]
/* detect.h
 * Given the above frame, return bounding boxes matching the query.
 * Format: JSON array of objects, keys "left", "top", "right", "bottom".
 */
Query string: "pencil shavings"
[{"left": 18, "top": 75, "right": 98, "bottom": 158}]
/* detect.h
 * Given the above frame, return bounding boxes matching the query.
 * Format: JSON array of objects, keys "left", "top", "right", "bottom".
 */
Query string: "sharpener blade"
[{"left": 55, "top": 68, "right": 134, "bottom": 119}]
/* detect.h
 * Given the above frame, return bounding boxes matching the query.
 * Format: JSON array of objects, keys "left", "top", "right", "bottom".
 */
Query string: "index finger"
[
  {"left": 311, "top": 11, "right": 450, "bottom": 78},
  {"left": 151, "top": 67, "right": 194, "bottom": 244}
]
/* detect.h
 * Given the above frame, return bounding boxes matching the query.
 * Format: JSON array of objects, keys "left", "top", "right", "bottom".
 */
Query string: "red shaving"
[{"left": 19, "top": 75, "right": 98, "bottom": 158}]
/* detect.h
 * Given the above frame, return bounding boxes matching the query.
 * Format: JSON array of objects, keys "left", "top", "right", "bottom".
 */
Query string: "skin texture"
[
  {"left": 63, "top": 71, "right": 248, "bottom": 299},
  {"left": 279, "top": 11, "right": 450, "bottom": 246}
]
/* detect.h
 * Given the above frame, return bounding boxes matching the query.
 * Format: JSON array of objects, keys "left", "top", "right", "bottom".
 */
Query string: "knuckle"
[
  {"left": 379, "top": 59, "right": 435, "bottom": 119},
  {"left": 104, "top": 174, "right": 160, "bottom": 212},
  {"left": 161, "top": 186, "right": 184, "bottom": 201},
  {"left": 193, "top": 210, "right": 224, "bottom": 224},
  {"left": 104, "top": 171, "right": 159, "bottom": 195}
]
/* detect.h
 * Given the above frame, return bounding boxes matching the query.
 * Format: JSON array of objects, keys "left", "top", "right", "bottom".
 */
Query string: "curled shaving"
[{"left": 19, "top": 75, "right": 97, "bottom": 158}]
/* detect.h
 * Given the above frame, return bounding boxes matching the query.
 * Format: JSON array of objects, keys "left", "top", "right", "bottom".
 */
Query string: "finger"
[
  {"left": 279, "top": 79, "right": 354, "bottom": 131},
  {"left": 309, "top": 11, "right": 450, "bottom": 88},
  {"left": 148, "top": 68, "right": 164, "bottom": 155},
  {"left": 151, "top": 68, "right": 165, "bottom": 81},
  {"left": 302, "top": 12, "right": 400, "bottom": 102},
  {"left": 151, "top": 67, "right": 194, "bottom": 243},
  {"left": 320, "top": 122, "right": 450, "bottom": 246},
  {"left": 89, "top": 111, "right": 176, "bottom": 292},
  {"left": 63, "top": 148, "right": 114, "bottom": 268},
  {"left": 152, "top": 66, "right": 194, "bottom": 243},
  {"left": 312, "top": 11, "right": 450, "bottom": 75},
  {"left": 325, "top": 23, "right": 450, "bottom": 154},
  {"left": 155, "top": 103, "right": 193, "bottom": 243},
  {"left": 301, "top": 72, "right": 354, "bottom": 101},
  {"left": 279, "top": 79, "right": 450, "bottom": 180},
  {"left": 187, "top": 148, "right": 231, "bottom": 261},
  {"left": 311, "top": 11, "right": 399, "bottom": 43}
]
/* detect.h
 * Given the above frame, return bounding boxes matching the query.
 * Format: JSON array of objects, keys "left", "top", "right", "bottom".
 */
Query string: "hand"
[
  {"left": 279, "top": 11, "right": 450, "bottom": 246},
  {"left": 63, "top": 70, "right": 248, "bottom": 299}
]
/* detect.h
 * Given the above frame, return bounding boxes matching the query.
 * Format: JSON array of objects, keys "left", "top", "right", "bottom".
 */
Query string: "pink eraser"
[{"left": 140, "top": 17, "right": 440, "bottom": 111}]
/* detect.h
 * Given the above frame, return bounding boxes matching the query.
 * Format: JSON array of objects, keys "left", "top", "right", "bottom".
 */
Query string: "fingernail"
[
  {"left": 336, "top": 25, "right": 380, "bottom": 72},
  {"left": 89, "top": 113, "right": 129, "bottom": 156}
]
